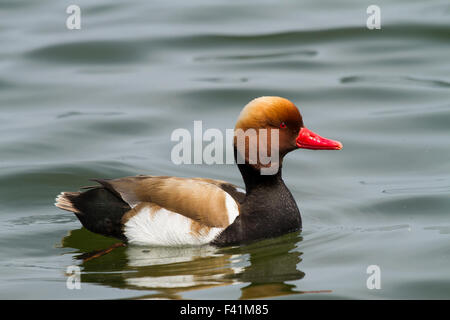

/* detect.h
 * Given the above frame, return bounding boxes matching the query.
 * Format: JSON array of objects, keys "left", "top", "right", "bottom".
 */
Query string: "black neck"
[
  {"left": 213, "top": 159, "right": 301, "bottom": 246},
  {"left": 237, "top": 162, "right": 284, "bottom": 194},
  {"left": 234, "top": 146, "right": 300, "bottom": 221},
  {"left": 212, "top": 146, "right": 302, "bottom": 247},
  {"left": 212, "top": 150, "right": 302, "bottom": 246},
  {"left": 233, "top": 145, "right": 285, "bottom": 193}
]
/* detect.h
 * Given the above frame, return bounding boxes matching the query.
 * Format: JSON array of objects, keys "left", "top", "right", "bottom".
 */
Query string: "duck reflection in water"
[{"left": 61, "top": 229, "right": 330, "bottom": 299}]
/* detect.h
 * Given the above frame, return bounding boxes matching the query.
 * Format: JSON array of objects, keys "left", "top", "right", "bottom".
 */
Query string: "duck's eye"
[{"left": 280, "top": 122, "right": 287, "bottom": 129}]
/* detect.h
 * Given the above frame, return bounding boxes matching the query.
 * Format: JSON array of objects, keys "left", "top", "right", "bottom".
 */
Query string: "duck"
[{"left": 55, "top": 96, "right": 342, "bottom": 247}]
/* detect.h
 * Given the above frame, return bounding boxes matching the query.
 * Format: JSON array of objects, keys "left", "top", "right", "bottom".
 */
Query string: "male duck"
[{"left": 56, "top": 97, "right": 342, "bottom": 247}]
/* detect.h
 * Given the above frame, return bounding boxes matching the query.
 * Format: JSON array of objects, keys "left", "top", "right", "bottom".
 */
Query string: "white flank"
[
  {"left": 224, "top": 193, "right": 239, "bottom": 224},
  {"left": 124, "top": 206, "right": 224, "bottom": 246}
]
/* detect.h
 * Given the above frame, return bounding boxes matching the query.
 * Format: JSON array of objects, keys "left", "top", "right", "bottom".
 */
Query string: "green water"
[{"left": 0, "top": 0, "right": 449, "bottom": 299}]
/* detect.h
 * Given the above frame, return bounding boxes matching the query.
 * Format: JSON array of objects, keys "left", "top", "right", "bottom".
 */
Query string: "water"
[{"left": 0, "top": 0, "right": 449, "bottom": 299}]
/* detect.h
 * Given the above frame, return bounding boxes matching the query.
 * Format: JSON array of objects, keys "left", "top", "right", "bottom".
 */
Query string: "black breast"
[{"left": 212, "top": 172, "right": 301, "bottom": 247}]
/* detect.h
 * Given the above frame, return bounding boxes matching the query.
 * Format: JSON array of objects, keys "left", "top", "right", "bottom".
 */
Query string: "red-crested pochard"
[{"left": 55, "top": 97, "right": 342, "bottom": 247}]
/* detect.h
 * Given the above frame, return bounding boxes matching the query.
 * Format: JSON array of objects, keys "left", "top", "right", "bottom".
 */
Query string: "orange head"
[{"left": 234, "top": 96, "right": 342, "bottom": 170}]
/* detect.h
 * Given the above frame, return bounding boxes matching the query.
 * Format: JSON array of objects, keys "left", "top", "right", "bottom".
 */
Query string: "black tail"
[{"left": 55, "top": 187, "right": 131, "bottom": 240}]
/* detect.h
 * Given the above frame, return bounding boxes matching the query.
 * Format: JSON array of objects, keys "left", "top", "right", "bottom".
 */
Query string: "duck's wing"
[
  {"left": 92, "top": 175, "right": 245, "bottom": 229},
  {"left": 56, "top": 175, "right": 245, "bottom": 245}
]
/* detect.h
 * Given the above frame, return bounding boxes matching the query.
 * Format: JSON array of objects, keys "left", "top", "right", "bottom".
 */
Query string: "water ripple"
[
  {"left": 341, "top": 75, "right": 450, "bottom": 89},
  {"left": 194, "top": 50, "right": 317, "bottom": 62},
  {"left": 25, "top": 40, "right": 149, "bottom": 64}
]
